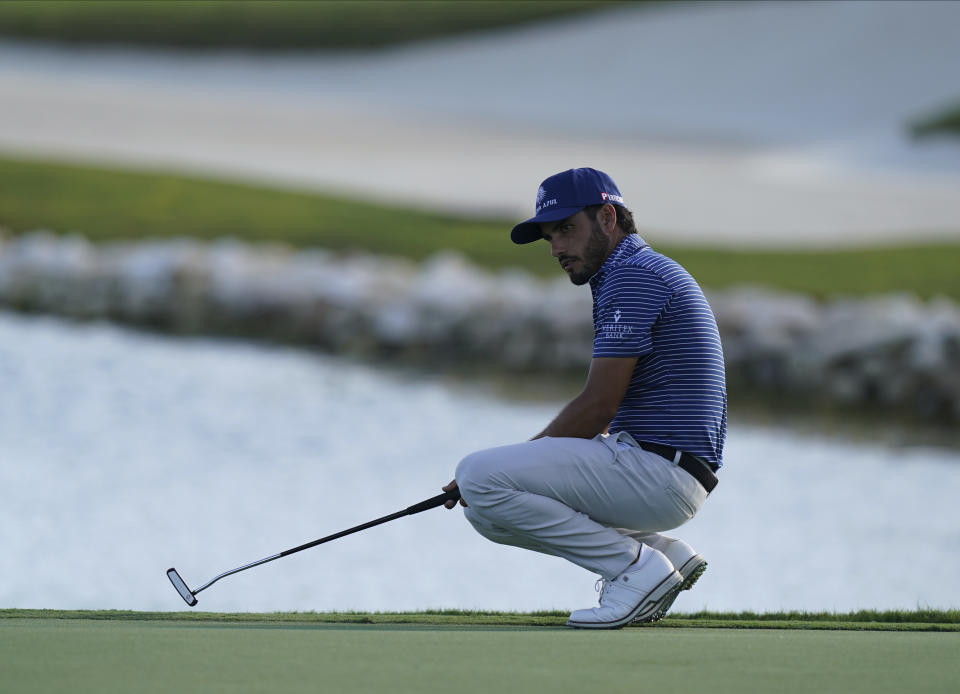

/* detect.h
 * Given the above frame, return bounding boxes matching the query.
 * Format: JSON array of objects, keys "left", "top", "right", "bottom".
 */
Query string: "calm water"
[{"left": 2, "top": 311, "right": 958, "bottom": 613}]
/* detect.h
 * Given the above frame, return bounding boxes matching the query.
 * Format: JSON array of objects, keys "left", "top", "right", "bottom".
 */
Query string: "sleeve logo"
[{"left": 601, "top": 306, "right": 633, "bottom": 341}]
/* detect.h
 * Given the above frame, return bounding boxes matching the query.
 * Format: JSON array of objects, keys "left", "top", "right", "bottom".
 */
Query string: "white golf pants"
[{"left": 455, "top": 431, "right": 708, "bottom": 580}]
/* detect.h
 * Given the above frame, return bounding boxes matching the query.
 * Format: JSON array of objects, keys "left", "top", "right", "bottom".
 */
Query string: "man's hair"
[{"left": 582, "top": 204, "right": 638, "bottom": 235}]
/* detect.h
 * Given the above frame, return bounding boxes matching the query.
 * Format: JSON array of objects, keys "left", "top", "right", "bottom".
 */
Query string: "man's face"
[{"left": 540, "top": 210, "right": 611, "bottom": 285}]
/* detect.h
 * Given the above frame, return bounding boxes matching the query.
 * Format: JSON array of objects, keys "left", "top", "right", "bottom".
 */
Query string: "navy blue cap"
[{"left": 511, "top": 168, "right": 626, "bottom": 244}]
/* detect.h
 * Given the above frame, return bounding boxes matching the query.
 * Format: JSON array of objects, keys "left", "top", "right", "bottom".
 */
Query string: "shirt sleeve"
[{"left": 592, "top": 267, "right": 672, "bottom": 358}]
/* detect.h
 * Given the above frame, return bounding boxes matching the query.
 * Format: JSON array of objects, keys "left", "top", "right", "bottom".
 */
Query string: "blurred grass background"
[
  {"left": 3, "top": 156, "right": 959, "bottom": 301},
  {"left": 1, "top": 0, "right": 957, "bottom": 299},
  {"left": 0, "top": 0, "right": 626, "bottom": 50},
  {"left": 911, "top": 102, "right": 960, "bottom": 139}
]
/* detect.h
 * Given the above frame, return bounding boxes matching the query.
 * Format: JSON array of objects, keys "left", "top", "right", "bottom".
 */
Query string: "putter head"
[{"left": 167, "top": 567, "right": 198, "bottom": 607}]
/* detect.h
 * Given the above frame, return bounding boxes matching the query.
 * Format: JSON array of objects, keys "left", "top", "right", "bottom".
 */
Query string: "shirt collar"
[{"left": 590, "top": 234, "right": 648, "bottom": 289}]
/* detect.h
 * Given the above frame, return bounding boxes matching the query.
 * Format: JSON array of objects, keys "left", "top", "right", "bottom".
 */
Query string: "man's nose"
[{"left": 550, "top": 238, "right": 565, "bottom": 257}]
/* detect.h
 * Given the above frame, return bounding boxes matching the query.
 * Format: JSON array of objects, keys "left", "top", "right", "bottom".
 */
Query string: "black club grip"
[{"left": 405, "top": 488, "right": 461, "bottom": 515}]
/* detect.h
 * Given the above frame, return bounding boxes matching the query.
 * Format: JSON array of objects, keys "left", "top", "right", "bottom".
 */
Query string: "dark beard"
[{"left": 566, "top": 223, "right": 609, "bottom": 285}]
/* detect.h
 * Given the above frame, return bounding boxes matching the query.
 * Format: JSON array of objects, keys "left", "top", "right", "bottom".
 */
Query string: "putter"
[{"left": 167, "top": 488, "right": 460, "bottom": 607}]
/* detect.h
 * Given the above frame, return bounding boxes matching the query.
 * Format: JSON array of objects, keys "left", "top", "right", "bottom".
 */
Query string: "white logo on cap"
[
  {"left": 536, "top": 185, "right": 558, "bottom": 213},
  {"left": 600, "top": 192, "right": 625, "bottom": 204}
]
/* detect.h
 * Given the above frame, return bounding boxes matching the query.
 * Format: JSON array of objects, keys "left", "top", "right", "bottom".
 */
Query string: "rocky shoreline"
[{"left": 2, "top": 232, "right": 958, "bottom": 424}]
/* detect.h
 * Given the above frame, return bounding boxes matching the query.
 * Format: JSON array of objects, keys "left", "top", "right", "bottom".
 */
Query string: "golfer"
[{"left": 443, "top": 167, "right": 726, "bottom": 629}]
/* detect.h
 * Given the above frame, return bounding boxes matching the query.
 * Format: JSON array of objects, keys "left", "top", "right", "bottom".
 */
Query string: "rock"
[{"left": 1, "top": 231, "right": 958, "bottom": 423}]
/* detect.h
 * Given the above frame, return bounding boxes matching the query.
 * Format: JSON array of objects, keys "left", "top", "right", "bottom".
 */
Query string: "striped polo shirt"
[{"left": 591, "top": 234, "right": 727, "bottom": 468}]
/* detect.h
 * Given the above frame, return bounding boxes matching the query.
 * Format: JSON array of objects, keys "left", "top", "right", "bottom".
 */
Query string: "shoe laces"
[{"left": 594, "top": 577, "right": 609, "bottom": 604}]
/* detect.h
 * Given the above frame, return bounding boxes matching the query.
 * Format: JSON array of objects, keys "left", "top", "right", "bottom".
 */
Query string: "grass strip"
[
  {"left": 2, "top": 155, "right": 960, "bottom": 300},
  {"left": 910, "top": 101, "right": 960, "bottom": 138},
  {"left": 0, "top": 0, "right": 625, "bottom": 51},
  {"left": 0, "top": 155, "right": 554, "bottom": 275},
  {"left": 2, "top": 608, "right": 958, "bottom": 631}
]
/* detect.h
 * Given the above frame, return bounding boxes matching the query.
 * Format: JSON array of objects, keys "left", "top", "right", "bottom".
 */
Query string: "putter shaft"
[{"left": 168, "top": 488, "right": 460, "bottom": 606}]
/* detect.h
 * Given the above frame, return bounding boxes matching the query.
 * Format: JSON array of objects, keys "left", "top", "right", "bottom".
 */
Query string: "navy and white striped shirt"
[{"left": 591, "top": 234, "right": 727, "bottom": 468}]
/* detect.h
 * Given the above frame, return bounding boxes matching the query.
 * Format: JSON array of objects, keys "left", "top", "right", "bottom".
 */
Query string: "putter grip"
[{"left": 406, "top": 488, "right": 461, "bottom": 515}]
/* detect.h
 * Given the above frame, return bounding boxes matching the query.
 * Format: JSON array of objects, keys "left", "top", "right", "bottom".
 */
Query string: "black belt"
[{"left": 636, "top": 441, "right": 718, "bottom": 493}]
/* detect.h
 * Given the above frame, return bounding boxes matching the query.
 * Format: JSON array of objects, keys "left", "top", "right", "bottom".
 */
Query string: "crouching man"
[{"left": 443, "top": 168, "right": 726, "bottom": 629}]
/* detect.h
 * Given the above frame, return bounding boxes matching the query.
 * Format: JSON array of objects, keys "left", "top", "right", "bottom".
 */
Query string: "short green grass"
[
  {"left": 0, "top": 155, "right": 554, "bottom": 274},
  {"left": 3, "top": 609, "right": 959, "bottom": 631},
  {"left": 1, "top": 611, "right": 958, "bottom": 694},
  {"left": 2, "top": 156, "right": 959, "bottom": 300},
  {"left": 0, "top": 0, "right": 624, "bottom": 50}
]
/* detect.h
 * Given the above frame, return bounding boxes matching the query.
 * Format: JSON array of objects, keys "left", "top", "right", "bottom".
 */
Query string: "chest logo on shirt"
[{"left": 614, "top": 309, "right": 622, "bottom": 323}]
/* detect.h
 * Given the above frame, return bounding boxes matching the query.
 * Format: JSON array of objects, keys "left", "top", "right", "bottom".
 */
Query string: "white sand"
[{"left": 1, "top": 1, "right": 959, "bottom": 246}]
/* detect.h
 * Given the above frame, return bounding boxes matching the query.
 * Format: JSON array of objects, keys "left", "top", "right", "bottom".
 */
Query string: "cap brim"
[{"left": 510, "top": 206, "right": 585, "bottom": 244}]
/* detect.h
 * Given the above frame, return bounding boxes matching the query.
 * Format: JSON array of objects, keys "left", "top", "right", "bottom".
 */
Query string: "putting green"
[{"left": 2, "top": 618, "right": 957, "bottom": 694}]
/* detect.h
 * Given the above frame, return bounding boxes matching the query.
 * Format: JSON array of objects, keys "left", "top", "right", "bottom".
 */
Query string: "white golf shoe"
[
  {"left": 566, "top": 547, "right": 683, "bottom": 630},
  {"left": 621, "top": 533, "right": 708, "bottom": 592},
  {"left": 654, "top": 537, "right": 708, "bottom": 592},
  {"left": 622, "top": 537, "right": 707, "bottom": 623}
]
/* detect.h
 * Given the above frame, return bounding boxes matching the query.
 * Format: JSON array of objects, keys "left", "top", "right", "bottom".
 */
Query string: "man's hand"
[{"left": 442, "top": 479, "right": 467, "bottom": 508}]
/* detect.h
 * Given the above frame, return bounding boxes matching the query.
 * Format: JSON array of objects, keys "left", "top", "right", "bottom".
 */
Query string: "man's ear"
[{"left": 599, "top": 203, "right": 617, "bottom": 234}]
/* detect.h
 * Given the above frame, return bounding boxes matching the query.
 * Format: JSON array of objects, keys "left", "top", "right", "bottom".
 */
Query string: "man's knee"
[
  {"left": 455, "top": 448, "right": 496, "bottom": 502},
  {"left": 456, "top": 444, "right": 522, "bottom": 504}
]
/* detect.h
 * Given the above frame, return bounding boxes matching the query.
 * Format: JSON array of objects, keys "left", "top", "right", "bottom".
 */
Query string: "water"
[{"left": 2, "top": 310, "right": 958, "bottom": 613}]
